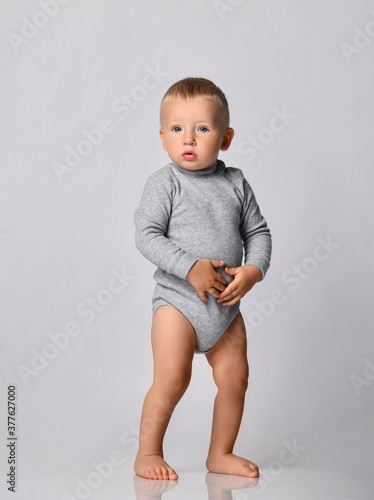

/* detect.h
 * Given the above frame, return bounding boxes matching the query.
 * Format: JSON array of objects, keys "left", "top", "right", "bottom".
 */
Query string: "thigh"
[
  {"left": 151, "top": 305, "right": 196, "bottom": 381},
  {"left": 205, "top": 311, "right": 248, "bottom": 380}
]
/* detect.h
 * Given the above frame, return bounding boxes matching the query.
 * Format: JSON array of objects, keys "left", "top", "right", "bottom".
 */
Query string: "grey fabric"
[{"left": 134, "top": 159, "right": 272, "bottom": 353}]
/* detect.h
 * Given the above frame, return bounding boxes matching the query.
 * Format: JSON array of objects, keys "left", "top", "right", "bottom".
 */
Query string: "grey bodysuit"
[{"left": 134, "top": 159, "right": 272, "bottom": 353}]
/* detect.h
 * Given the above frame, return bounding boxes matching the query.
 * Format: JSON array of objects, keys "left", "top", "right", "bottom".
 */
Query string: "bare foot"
[
  {"left": 134, "top": 454, "right": 178, "bottom": 480},
  {"left": 206, "top": 453, "right": 259, "bottom": 478}
]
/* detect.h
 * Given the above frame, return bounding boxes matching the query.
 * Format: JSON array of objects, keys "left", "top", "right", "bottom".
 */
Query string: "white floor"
[{"left": 6, "top": 467, "right": 373, "bottom": 500}]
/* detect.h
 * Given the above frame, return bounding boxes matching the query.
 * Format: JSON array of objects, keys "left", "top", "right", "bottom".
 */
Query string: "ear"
[
  {"left": 159, "top": 128, "right": 168, "bottom": 151},
  {"left": 220, "top": 127, "right": 234, "bottom": 151}
]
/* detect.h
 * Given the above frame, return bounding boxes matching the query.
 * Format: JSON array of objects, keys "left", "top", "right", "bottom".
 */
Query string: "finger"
[
  {"left": 199, "top": 292, "right": 208, "bottom": 302},
  {"left": 218, "top": 284, "right": 236, "bottom": 299},
  {"left": 221, "top": 295, "right": 241, "bottom": 306},
  {"left": 216, "top": 274, "right": 228, "bottom": 286},
  {"left": 211, "top": 260, "right": 225, "bottom": 268},
  {"left": 214, "top": 281, "right": 227, "bottom": 292},
  {"left": 208, "top": 288, "right": 221, "bottom": 298},
  {"left": 225, "top": 266, "right": 238, "bottom": 275},
  {"left": 218, "top": 288, "right": 239, "bottom": 303}
]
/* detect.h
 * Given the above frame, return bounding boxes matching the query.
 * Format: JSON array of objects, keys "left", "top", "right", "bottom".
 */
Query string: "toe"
[
  {"left": 247, "top": 461, "right": 259, "bottom": 472},
  {"left": 168, "top": 467, "right": 178, "bottom": 480},
  {"left": 248, "top": 466, "right": 259, "bottom": 477},
  {"left": 147, "top": 467, "right": 156, "bottom": 479},
  {"left": 156, "top": 467, "right": 164, "bottom": 479},
  {"left": 160, "top": 466, "right": 169, "bottom": 479},
  {"left": 240, "top": 464, "right": 257, "bottom": 477}
]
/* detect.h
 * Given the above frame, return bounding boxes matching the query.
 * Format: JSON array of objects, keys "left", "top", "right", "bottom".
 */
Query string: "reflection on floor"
[
  {"left": 8, "top": 467, "right": 373, "bottom": 500},
  {"left": 130, "top": 468, "right": 373, "bottom": 500}
]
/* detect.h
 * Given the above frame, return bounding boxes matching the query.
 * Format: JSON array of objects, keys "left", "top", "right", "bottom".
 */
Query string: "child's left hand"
[{"left": 216, "top": 265, "right": 263, "bottom": 306}]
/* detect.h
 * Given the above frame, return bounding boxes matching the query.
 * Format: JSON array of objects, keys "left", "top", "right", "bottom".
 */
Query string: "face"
[{"left": 159, "top": 95, "right": 234, "bottom": 171}]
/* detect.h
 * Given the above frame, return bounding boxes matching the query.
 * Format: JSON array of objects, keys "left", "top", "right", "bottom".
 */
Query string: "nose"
[{"left": 183, "top": 130, "right": 196, "bottom": 145}]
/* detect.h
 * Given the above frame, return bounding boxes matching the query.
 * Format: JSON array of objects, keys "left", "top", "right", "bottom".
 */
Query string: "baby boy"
[{"left": 133, "top": 77, "right": 272, "bottom": 480}]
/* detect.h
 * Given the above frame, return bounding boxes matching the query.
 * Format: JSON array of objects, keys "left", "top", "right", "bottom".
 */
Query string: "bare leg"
[
  {"left": 134, "top": 305, "right": 196, "bottom": 480},
  {"left": 205, "top": 312, "right": 259, "bottom": 478}
]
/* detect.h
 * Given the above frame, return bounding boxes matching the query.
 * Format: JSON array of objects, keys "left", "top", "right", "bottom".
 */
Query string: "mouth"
[{"left": 182, "top": 151, "right": 197, "bottom": 160}]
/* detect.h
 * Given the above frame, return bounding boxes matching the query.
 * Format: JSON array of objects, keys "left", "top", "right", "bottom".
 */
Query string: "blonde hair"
[{"left": 160, "top": 77, "right": 230, "bottom": 129}]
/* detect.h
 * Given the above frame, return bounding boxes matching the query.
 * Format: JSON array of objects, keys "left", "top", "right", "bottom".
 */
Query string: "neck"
[{"left": 172, "top": 160, "right": 223, "bottom": 176}]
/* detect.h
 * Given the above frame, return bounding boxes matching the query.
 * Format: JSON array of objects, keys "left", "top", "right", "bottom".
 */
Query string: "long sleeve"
[
  {"left": 134, "top": 172, "right": 198, "bottom": 280},
  {"left": 239, "top": 177, "right": 272, "bottom": 281}
]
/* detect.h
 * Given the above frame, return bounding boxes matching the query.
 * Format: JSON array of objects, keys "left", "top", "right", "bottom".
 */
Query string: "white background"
[{"left": 1, "top": 1, "right": 373, "bottom": 498}]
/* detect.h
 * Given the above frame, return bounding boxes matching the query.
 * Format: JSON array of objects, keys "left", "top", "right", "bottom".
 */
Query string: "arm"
[
  {"left": 239, "top": 177, "right": 272, "bottom": 281},
  {"left": 134, "top": 172, "right": 198, "bottom": 280},
  {"left": 217, "top": 176, "right": 272, "bottom": 306}
]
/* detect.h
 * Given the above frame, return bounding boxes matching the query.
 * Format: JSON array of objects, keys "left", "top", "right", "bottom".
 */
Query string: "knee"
[
  {"left": 155, "top": 367, "right": 191, "bottom": 400},
  {"left": 213, "top": 362, "right": 249, "bottom": 394}
]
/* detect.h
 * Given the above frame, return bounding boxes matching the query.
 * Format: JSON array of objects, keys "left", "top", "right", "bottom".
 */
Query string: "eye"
[
  {"left": 172, "top": 126, "right": 182, "bottom": 132},
  {"left": 199, "top": 126, "right": 208, "bottom": 133}
]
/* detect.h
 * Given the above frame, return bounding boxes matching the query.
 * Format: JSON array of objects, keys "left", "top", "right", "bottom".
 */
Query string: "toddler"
[{"left": 133, "top": 77, "right": 272, "bottom": 480}]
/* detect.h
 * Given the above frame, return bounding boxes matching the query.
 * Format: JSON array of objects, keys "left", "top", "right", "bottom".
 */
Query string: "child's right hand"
[{"left": 186, "top": 259, "right": 228, "bottom": 302}]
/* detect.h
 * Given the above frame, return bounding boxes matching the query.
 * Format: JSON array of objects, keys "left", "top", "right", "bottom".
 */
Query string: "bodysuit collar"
[{"left": 172, "top": 159, "right": 225, "bottom": 176}]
